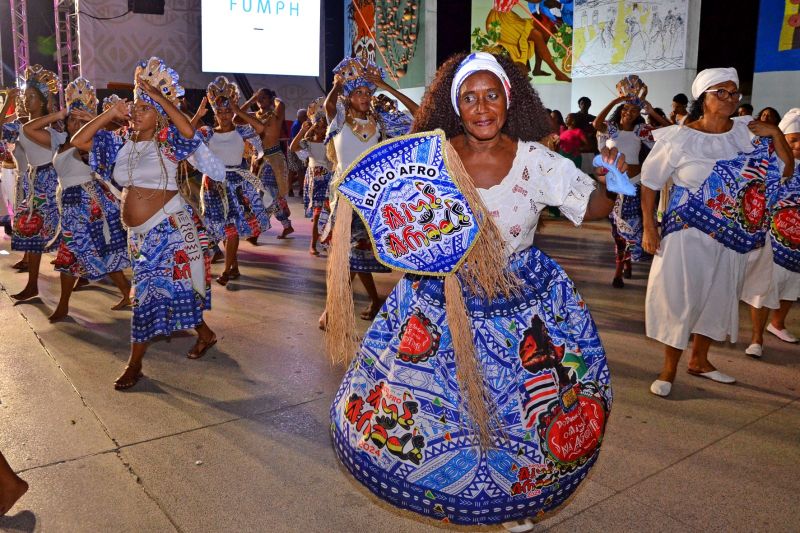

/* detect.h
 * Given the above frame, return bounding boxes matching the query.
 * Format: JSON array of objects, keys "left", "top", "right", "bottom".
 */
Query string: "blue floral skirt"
[
  {"left": 54, "top": 181, "right": 129, "bottom": 280},
  {"left": 331, "top": 246, "right": 612, "bottom": 526},
  {"left": 202, "top": 170, "right": 271, "bottom": 242},
  {"left": 303, "top": 166, "right": 331, "bottom": 218},
  {"left": 12, "top": 163, "right": 60, "bottom": 253},
  {"left": 609, "top": 184, "right": 647, "bottom": 262},
  {"left": 128, "top": 206, "right": 211, "bottom": 343}
]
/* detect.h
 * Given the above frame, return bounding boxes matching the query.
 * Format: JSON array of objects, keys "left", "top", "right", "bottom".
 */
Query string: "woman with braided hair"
[
  {"left": 23, "top": 78, "right": 130, "bottom": 322},
  {"left": 73, "top": 57, "right": 225, "bottom": 390},
  {"left": 191, "top": 76, "right": 271, "bottom": 286},
  {"left": 328, "top": 52, "right": 623, "bottom": 530}
]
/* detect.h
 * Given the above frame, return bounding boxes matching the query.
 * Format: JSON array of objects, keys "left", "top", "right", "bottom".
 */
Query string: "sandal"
[
  {"left": 114, "top": 365, "right": 143, "bottom": 390},
  {"left": 187, "top": 334, "right": 217, "bottom": 359}
]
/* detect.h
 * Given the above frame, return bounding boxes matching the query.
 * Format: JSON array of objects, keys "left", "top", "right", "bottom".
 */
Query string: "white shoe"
[
  {"left": 766, "top": 324, "right": 798, "bottom": 343},
  {"left": 503, "top": 519, "right": 537, "bottom": 532},
  {"left": 745, "top": 343, "right": 763, "bottom": 358},
  {"left": 650, "top": 379, "right": 672, "bottom": 397},
  {"left": 687, "top": 369, "right": 736, "bottom": 384}
]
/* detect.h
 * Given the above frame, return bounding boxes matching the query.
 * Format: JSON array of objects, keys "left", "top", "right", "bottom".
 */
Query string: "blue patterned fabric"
[
  {"left": 54, "top": 181, "right": 130, "bottom": 280},
  {"left": 2, "top": 121, "right": 20, "bottom": 143},
  {"left": 609, "top": 184, "right": 646, "bottom": 261},
  {"left": 202, "top": 167, "right": 271, "bottom": 242},
  {"left": 128, "top": 207, "right": 211, "bottom": 343},
  {"left": 331, "top": 246, "right": 612, "bottom": 526},
  {"left": 350, "top": 216, "right": 391, "bottom": 273},
  {"left": 338, "top": 132, "right": 480, "bottom": 275},
  {"left": 259, "top": 156, "right": 292, "bottom": 228},
  {"left": 661, "top": 137, "right": 781, "bottom": 253},
  {"left": 303, "top": 165, "right": 331, "bottom": 217},
  {"left": 12, "top": 163, "right": 60, "bottom": 252},
  {"left": 768, "top": 170, "right": 800, "bottom": 273}
]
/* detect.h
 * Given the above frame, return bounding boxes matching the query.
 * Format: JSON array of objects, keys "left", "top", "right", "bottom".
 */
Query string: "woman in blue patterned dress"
[
  {"left": 24, "top": 78, "right": 131, "bottom": 322},
  {"left": 72, "top": 57, "right": 225, "bottom": 390},
  {"left": 329, "top": 52, "right": 624, "bottom": 530},
  {"left": 191, "top": 76, "right": 271, "bottom": 285},
  {"left": 9, "top": 66, "right": 63, "bottom": 298}
]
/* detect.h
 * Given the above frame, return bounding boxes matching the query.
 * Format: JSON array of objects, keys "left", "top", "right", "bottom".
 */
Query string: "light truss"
[
  {"left": 9, "top": 0, "right": 30, "bottom": 84},
  {"left": 55, "top": 0, "right": 80, "bottom": 106}
]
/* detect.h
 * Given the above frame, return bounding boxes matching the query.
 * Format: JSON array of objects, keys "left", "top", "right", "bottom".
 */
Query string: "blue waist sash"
[{"left": 661, "top": 137, "right": 780, "bottom": 253}]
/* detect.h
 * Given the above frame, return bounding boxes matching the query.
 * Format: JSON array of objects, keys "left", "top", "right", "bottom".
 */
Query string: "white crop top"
[
  {"left": 208, "top": 130, "right": 245, "bottom": 167},
  {"left": 641, "top": 116, "right": 759, "bottom": 193},
  {"left": 17, "top": 127, "right": 67, "bottom": 167},
  {"left": 306, "top": 141, "right": 331, "bottom": 170},
  {"left": 332, "top": 119, "right": 378, "bottom": 174},
  {"left": 53, "top": 147, "right": 93, "bottom": 189},
  {"left": 477, "top": 140, "right": 596, "bottom": 255},
  {"left": 606, "top": 130, "right": 644, "bottom": 164},
  {"left": 112, "top": 140, "right": 180, "bottom": 190}
]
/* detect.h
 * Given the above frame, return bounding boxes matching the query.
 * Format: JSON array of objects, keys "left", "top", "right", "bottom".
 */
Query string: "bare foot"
[
  {"left": 114, "top": 364, "right": 143, "bottom": 390},
  {"left": 74, "top": 278, "right": 90, "bottom": 290},
  {"left": 532, "top": 69, "right": 551, "bottom": 76},
  {"left": 309, "top": 248, "right": 319, "bottom": 256},
  {"left": 359, "top": 300, "right": 383, "bottom": 321},
  {"left": 229, "top": 266, "right": 241, "bottom": 279},
  {"left": 111, "top": 296, "right": 131, "bottom": 311},
  {"left": 246, "top": 236, "right": 259, "bottom": 246},
  {"left": 318, "top": 310, "right": 327, "bottom": 331},
  {"left": 277, "top": 226, "right": 295, "bottom": 239},
  {"left": 187, "top": 333, "right": 217, "bottom": 359},
  {"left": 11, "top": 287, "right": 38, "bottom": 302},
  {"left": 555, "top": 72, "right": 572, "bottom": 82},
  {"left": 48, "top": 306, "right": 69, "bottom": 323},
  {"left": 0, "top": 476, "right": 28, "bottom": 516},
  {"left": 11, "top": 259, "right": 27, "bottom": 270}
]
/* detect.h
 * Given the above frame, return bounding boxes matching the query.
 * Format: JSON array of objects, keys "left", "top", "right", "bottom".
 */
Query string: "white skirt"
[
  {"left": 646, "top": 228, "right": 747, "bottom": 349},
  {"left": 741, "top": 239, "right": 800, "bottom": 308}
]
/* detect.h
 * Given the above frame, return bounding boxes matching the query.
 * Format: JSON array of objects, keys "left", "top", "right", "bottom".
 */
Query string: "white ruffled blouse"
[{"left": 478, "top": 140, "right": 596, "bottom": 255}]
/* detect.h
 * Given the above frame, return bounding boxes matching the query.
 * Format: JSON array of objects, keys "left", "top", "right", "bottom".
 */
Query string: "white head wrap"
[
  {"left": 691, "top": 67, "right": 739, "bottom": 99},
  {"left": 450, "top": 52, "right": 512, "bottom": 116},
  {"left": 778, "top": 108, "right": 800, "bottom": 135}
]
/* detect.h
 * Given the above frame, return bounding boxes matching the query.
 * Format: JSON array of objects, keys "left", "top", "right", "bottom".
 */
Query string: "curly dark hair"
[
  {"left": 411, "top": 53, "right": 552, "bottom": 141},
  {"left": 608, "top": 103, "right": 645, "bottom": 128},
  {"left": 688, "top": 93, "right": 706, "bottom": 122}
]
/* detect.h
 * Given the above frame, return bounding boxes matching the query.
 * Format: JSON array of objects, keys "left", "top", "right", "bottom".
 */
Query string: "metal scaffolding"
[
  {"left": 55, "top": 0, "right": 80, "bottom": 106},
  {"left": 9, "top": 0, "right": 30, "bottom": 84}
]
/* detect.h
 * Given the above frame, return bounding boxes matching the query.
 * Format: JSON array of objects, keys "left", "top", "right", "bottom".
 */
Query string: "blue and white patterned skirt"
[
  {"left": 303, "top": 165, "right": 331, "bottom": 218},
  {"left": 331, "top": 246, "right": 612, "bottom": 526},
  {"left": 350, "top": 216, "right": 391, "bottom": 273},
  {"left": 609, "top": 184, "right": 647, "bottom": 261},
  {"left": 54, "top": 181, "right": 129, "bottom": 280},
  {"left": 128, "top": 205, "right": 211, "bottom": 343},
  {"left": 202, "top": 170, "right": 271, "bottom": 242},
  {"left": 12, "top": 163, "right": 60, "bottom": 253}
]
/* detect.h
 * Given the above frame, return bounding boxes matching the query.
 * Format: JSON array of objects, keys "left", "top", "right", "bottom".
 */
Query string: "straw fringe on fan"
[
  {"left": 324, "top": 138, "right": 520, "bottom": 449},
  {"left": 325, "top": 195, "right": 359, "bottom": 366}
]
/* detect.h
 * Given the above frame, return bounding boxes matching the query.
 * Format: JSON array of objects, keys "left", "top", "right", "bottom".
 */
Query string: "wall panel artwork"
[
  {"left": 470, "top": 1, "right": 574, "bottom": 84},
  {"left": 344, "top": 0, "right": 426, "bottom": 89},
  {"left": 572, "top": 0, "right": 688, "bottom": 78},
  {"left": 755, "top": 0, "right": 800, "bottom": 73}
]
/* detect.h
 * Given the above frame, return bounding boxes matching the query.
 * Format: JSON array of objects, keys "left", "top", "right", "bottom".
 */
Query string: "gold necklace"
[{"left": 346, "top": 113, "right": 377, "bottom": 143}]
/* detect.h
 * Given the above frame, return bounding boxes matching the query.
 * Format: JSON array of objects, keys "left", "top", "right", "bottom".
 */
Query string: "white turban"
[
  {"left": 450, "top": 52, "right": 512, "bottom": 116},
  {"left": 779, "top": 108, "right": 800, "bottom": 135},
  {"left": 691, "top": 68, "right": 739, "bottom": 99}
]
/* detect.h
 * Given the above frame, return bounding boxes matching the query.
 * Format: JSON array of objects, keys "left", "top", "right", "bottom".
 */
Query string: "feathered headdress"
[
  {"left": 306, "top": 96, "right": 326, "bottom": 124},
  {"left": 102, "top": 94, "right": 123, "bottom": 113},
  {"left": 65, "top": 77, "right": 98, "bottom": 114},
  {"left": 206, "top": 76, "right": 239, "bottom": 112},
  {"left": 22, "top": 65, "right": 59, "bottom": 98},
  {"left": 333, "top": 56, "right": 384, "bottom": 96},
  {"left": 133, "top": 57, "right": 184, "bottom": 116}
]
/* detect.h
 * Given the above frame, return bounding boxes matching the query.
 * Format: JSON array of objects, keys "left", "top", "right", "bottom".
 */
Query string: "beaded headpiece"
[
  {"left": 306, "top": 97, "right": 326, "bottom": 124},
  {"left": 206, "top": 76, "right": 239, "bottom": 112},
  {"left": 134, "top": 57, "right": 184, "bottom": 116},
  {"left": 102, "top": 94, "right": 123, "bottom": 113},
  {"left": 65, "top": 77, "right": 98, "bottom": 114},
  {"left": 333, "top": 56, "right": 384, "bottom": 96},
  {"left": 22, "top": 65, "right": 59, "bottom": 98}
]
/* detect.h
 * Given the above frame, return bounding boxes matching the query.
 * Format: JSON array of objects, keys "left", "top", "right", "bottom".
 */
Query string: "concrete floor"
[{"left": 0, "top": 196, "right": 798, "bottom": 532}]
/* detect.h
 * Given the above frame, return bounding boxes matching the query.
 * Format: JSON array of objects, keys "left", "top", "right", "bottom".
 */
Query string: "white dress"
[{"left": 641, "top": 117, "right": 757, "bottom": 349}]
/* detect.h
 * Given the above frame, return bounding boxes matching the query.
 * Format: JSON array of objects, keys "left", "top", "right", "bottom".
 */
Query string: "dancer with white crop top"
[
  {"left": 24, "top": 78, "right": 130, "bottom": 322},
  {"left": 594, "top": 89, "right": 670, "bottom": 288},
  {"left": 191, "top": 76, "right": 271, "bottom": 286},
  {"left": 72, "top": 57, "right": 225, "bottom": 390}
]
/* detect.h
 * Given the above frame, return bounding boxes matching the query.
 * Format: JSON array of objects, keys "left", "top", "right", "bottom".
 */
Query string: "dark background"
[{"left": 0, "top": 0, "right": 761, "bottom": 96}]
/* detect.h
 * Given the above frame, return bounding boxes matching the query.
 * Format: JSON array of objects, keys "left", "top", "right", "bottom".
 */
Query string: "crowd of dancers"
[{"left": 0, "top": 52, "right": 798, "bottom": 529}]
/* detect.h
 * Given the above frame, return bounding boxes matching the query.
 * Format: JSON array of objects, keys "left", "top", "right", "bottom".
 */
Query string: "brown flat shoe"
[
  {"left": 187, "top": 334, "right": 217, "bottom": 359},
  {"left": 216, "top": 272, "right": 230, "bottom": 286}
]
